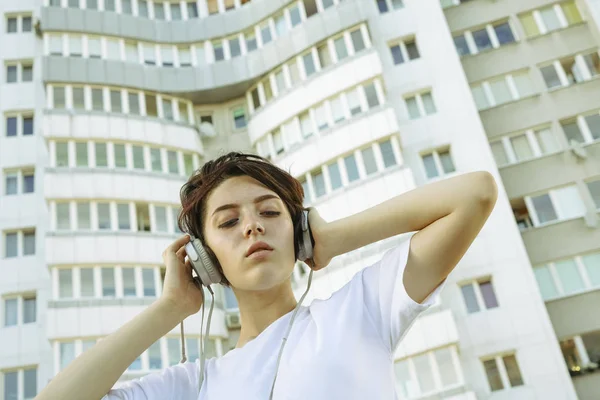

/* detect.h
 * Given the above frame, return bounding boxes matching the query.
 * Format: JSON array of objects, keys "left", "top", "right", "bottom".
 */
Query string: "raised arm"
[
  {"left": 35, "top": 235, "right": 204, "bottom": 400},
  {"left": 311, "top": 171, "right": 498, "bottom": 303}
]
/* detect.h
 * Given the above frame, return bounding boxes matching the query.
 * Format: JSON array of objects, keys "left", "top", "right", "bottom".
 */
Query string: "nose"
[{"left": 244, "top": 219, "right": 265, "bottom": 238}]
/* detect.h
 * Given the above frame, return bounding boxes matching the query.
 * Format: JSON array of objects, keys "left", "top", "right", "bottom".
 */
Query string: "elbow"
[{"left": 471, "top": 171, "right": 499, "bottom": 210}]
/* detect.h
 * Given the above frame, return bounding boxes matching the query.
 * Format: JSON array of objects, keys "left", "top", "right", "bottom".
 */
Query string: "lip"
[{"left": 245, "top": 241, "right": 273, "bottom": 257}]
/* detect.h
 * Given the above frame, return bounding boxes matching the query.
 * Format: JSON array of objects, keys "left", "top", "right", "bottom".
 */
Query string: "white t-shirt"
[{"left": 104, "top": 236, "right": 445, "bottom": 400}]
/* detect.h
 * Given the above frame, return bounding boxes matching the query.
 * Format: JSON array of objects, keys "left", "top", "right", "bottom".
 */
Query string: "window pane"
[
  {"left": 110, "top": 90, "right": 122, "bottom": 113},
  {"left": 334, "top": 37, "right": 348, "bottom": 60},
  {"left": 314, "top": 104, "right": 329, "bottom": 131},
  {"left": 73, "top": 88, "right": 85, "bottom": 109},
  {"left": 562, "top": 1, "right": 583, "bottom": 24},
  {"left": 520, "top": 13, "right": 539, "bottom": 37},
  {"left": 380, "top": 140, "right": 397, "bottom": 168},
  {"left": 132, "top": 146, "right": 145, "bottom": 169},
  {"left": 244, "top": 31, "right": 257, "bottom": 52},
  {"left": 302, "top": 53, "right": 316, "bottom": 77},
  {"left": 491, "top": 141, "right": 508, "bottom": 166},
  {"left": 5, "top": 175, "right": 17, "bottom": 195},
  {"left": 80, "top": 269, "right": 94, "bottom": 297},
  {"left": 439, "top": 150, "right": 455, "bottom": 174},
  {"left": 167, "top": 338, "right": 180, "bottom": 366},
  {"left": 7, "top": 18, "right": 17, "bottom": 33},
  {"left": 422, "top": 92, "right": 436, "bottom": 115},
  {"left": 97, "top": 203, "right": 111, "bottom": 230},
  {"left": 312, "top": 171, "right": 326, "bottom": 198},
  {"left": 327, "top": 162, "right": 342, "bottom": 190},
  {"left": 56, "top": 142, "right": 69, "bottom": 166},
  {"left": 406, "top": 41, "right": 419, "bottom": 60},
  {"left": 490, "top": 78, "right": 512, "bottom": 104},
  {"left": 128, "top": 93, "right": 140, "bottom": 115},
  {"left": 59, "top": 269, "right": 73, "bottom": 298},
  {"left": 187, "top": 2, "right": 198, "bottom": 18},
  {"left": 261, "top": 23, "right": 272, "bottom": 45},
  {"left": 143, "top": 268, "right": 156, "bottom": 296},
  {"left": 479, "top": 280, "right": 499, "bottom": 309},
  {"left": 56, "top": 203, "right": 71, "bottom": 230},
  {"left": 362, "top": 147, "right": 378, "bottom": 175},
  {"left": 541, "top": 65, "right": 562, "bottom": 89},
  {"left": 75, "top": 142, "right": 88, "bottom": 167},
  {"left": 484, "top": 359, "right": 504, "bottom": 391},
  {"left": 583, "top": 253, "right": 600, "bottom": 287},
  {"left": 300, "top": 112, "right": 314, "bottom": 138},
  {"left": 122, "top": 268, "right": 136, "bottom": 296},
  {"left": 561, "top": 121, "right": 585, "bottom": 144},
  {"left": 6, "top": 116, "right": 17, "bottom": 137},
  {"left": 472, "top": 85, "right": 490, "bottom": 110},
  {"left": 494, "top": 22, "right": 515, "bottom": 45},
  {"left": 77, "top": 203, "right": 91, "bottom": 229},
  {"left": 587, "top": 180, "right": 600, "bottom": 209},
  {"left": 346, "top": 89, "right": 362, "bottom": 116},
  {"left": 117, "top": 203, "right": 131, "bottom": 230},
  {"left": 229, "top": 37, "right": 241, "bottom": 58},
  {"left": 60, "top": 342, "right": 75, "bottom": 369},
  {"left": 91, "top": 88, "right": 103, "bottom": 110},
  {"left": 170, "top": 3, "right": 181, "bottom": 19},
  {"left": 155, "top": 206, "right": 168, "bottom": 232},
  {"left": 502, "top": 355, "right": 524, "bottom": 387},
  {"left": 554, "top": 185, "right": 586, "bottom": 219},
  {"left": 535, "top": 128, "right": 559, "bottom": 154},
  {"left": 422, "top": 154, "right": 438, "bottom": 179},
  {"left": 406, "top": 97, "right": 420, "bottom": 119},
  {"left": 168, "top": 151, "right": 179, "bottom": 174},
  {"left": 584, "top": 114, "right": 600, "bottom": 140},
  {"left": 531, "top": 194, "right": 557, "bottom": 224},
  {"left": 390, "top": 45, "right": 404, "bottom": 65},
  {"left": 23, "top": 367, "right": 37, "bottom": 398},
  {"left": 4, "top": 298, "right": 18, "bottom": 326},
  {"left": 534, "top": 265, "right": 559, "bottom": 300},
  {"left": 4, "top": 371, "right": 17, "bottom": 400},
  {"left": 317, "top": 44, "right": 331, "bottom": 69},
  {"left": 454, "top": 35, "right": 470, "bottom": 56},
  {"left": 186, "top": 337, "right": 199, "bottom": 361},
  {"left": 102, "top": 268, "right": 115, "bottom": 296},
  {"left": 6, "top": 65, "right": 17, "bottom": 82},
  {"left": 289, "top": 5, "right": 301, "bottom": 26},
  {"left": 435, "top": 348, "right": 459, "bottom": 387},
  {"left": 364, "top": 83, "right": 380, "bottom": 108},
  {"left": 54, "top": 87, "right": 66, "bottom": 108},
  {"left": 162, "top": 99, "right": 173, "bottom": 120},
  {"left": 330, "top": 97, "right": 345, "bottom": 123},
  {"left": 149, "top": 340, "right": 162, "bottom": 369},
  {"left": 511, "top": 134, "right": 533, "bottom": 161},
  {"left": 274, "top": 13, "right": 287, "bottom": 37},
  {"left": 154, "top": 2, "right": 165, "bottom": 19},
  {"left": 461, "top": 284, "right": 480, "bottom": 313},
  {"left": 472, "top": 28, "right": 492, "bottom": 52},
  {"left": 413, "top": 353, "right": 436, "bottom": 393},
  {"left": 114, "top": 144, "right": 126, "bottom": 168},
  {"left": 145, "top": 94, "right": 157, "bottom": 117},
  {"left": 150, "top": 148, "right": 162, "bottom": 172},
  {"left": 344, "top": 154, "right": 359, "bottom": 182},
  {"left": 233, "top": 107, "right": 246, "bottom": 129},
  {"left": 23, "top": 231, "right": 35, "bottom": 255},
  {"left": 540, "top": 7, "right": 561, "bottom": 32},
  {"left": 95, "top": 143, "right": 107, "bottom": 167},
  {"left": 513, "top": 72, "right": 534, "bottom": 97},
  {"left": 554, "top": 260, "right": 585, "bottom": 294},
  {"left": 184, "top": 154, "right": 194, "bottom": 176},
  {"left": 350, "top": 29, "right": 366, "bottom": 52}
]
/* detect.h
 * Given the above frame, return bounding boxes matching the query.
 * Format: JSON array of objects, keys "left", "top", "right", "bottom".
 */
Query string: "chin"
[{"left": 241, "top": 262, "right": 291, "bottom": 291}]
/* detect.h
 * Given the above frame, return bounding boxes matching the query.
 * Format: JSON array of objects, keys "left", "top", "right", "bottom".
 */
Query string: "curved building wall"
[{"left": 1, "top": 0, "right": 596, "bottom": 398}]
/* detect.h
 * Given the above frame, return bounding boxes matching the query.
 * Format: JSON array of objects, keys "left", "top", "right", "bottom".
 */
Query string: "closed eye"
[{"left": 218, "top": 211, "right": 281, "bottom": 229}]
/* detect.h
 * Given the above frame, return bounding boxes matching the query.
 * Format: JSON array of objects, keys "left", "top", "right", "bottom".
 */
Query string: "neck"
[{"left": 234, "top": 280, "right": 297, "bottom": 349}]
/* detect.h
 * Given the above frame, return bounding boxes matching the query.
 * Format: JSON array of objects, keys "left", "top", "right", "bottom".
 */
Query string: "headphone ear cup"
[
  {"left": 187, "top": 238, "right": 223, "bottom": 286},
  {"left": 296, "top": 210, "right": 314, "bottom": 262}
]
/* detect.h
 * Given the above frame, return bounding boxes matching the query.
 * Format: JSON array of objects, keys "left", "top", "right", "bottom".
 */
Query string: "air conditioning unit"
[{"left": 226, "top": 312, "right": 241, "bottom": 329}]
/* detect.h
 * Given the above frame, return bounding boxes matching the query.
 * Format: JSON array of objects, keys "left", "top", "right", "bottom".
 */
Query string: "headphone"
[
  {"left": 184, "top": 209, "right": 315, "bottom": 287},
  {"left": 181, "top": 209, "right": 315, "bottom": 398}
]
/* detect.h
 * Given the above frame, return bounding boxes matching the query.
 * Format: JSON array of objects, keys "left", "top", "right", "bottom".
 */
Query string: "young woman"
[{"left": 35, "top": 152, "right": 498, "bottom": 400}]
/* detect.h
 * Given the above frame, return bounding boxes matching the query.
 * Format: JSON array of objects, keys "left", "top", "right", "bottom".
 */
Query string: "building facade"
[{"left": 0, "top": 0, "right": 599, "bottom": 399}]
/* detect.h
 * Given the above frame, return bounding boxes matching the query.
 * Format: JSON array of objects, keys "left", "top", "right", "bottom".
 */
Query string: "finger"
[
  {"left": 169, "top": 234, "right": 191, "bottom": 252},
  {"left": 176, "top": 246, "right": 187, "bottom": 262}
]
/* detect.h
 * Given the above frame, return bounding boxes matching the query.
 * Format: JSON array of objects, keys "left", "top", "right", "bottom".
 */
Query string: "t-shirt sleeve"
[
  {"left": 101, "top": 360, "right": 200, "bottom": 400},
  {"left": 360, "top": 233, "right": 447, "bottom": 353}
]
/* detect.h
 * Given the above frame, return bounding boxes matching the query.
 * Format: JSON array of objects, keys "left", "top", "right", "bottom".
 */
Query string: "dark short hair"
[{"left": 178, "top": 152, "right": 306, "bottom": 286}]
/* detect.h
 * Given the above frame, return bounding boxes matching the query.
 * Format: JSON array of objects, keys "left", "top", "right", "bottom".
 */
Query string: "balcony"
[{"left": 394, "top": 309, "right": 459, "bottom": 360}]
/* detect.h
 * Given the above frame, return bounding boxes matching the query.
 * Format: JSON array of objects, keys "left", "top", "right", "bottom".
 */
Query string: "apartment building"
[{"left": 0, "top": 0, "right": 598, "bottom": 399}]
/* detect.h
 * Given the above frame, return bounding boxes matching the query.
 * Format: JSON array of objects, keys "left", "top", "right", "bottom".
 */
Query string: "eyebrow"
[{"left": 211, "top": 194, "right": 280, "bottom": 217}]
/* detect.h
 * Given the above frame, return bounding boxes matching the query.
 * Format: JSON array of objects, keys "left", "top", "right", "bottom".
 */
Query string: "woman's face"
[{"left": 203, "top": 175, "right": 296, "bottom": 291}]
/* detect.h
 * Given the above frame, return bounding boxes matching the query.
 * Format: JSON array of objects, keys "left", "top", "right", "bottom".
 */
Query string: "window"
[
  {"left": 302, "top": 52, "right": 316, "bottom": 77},
  {"left": 317, "top": 43, "right": 332, "bottom": 69},
  {"left": 346, "top": 88, "right": 362, "bottom": 116},
  {"left": 6, "top": 17, "right": 18, "bottom": 33},
  {"left": 161, "top": 46, "right": 174, "bottom": 67},
  {"left": 314, "top": 104, "right": 329, "bottom": 131},
  {"left": 110, "top": 90, "right": 122, "bottom": 113},
  {"left": 170, "top": 3, "right": 181, "bottom": 19},
  {"left": 344, "top": 154, "right": 360, "bottom": 182},
  {"left": 154, "top": 206, "right": 168, "bottom": 232},
  {"left": 361, "top": 147, "right": 378, "bottom": 176},
  {"left": 245, "top": 30, "right": 257, "bottom": 52},
  {"left": 212, "top": 41, "right": 224, "bottom": 61},
  {"left": 472, "top": 27, "right": 492, "bottom": 52},
  {"left": 299, "top": 112, "right": 314, "bottom": 139},
  {"left": 229, "top": 37, "right": 241, "bottom": 58},
  {"left": 528, "top": 185, "right": 586, "bottom": 226},
  {"left": 327, "top": 162, "right": 342, "bottom": 190},
  {"left": 5, "top": 173, "right": 17, "bottom": 195},
  {"left": 132, "top": 145, "right": 145, "bottom": 169},
  {"left": 260, "top": 22, "right": 272, "bottom": 45},
  {"left": 153, "top": 2, "right": 165, "bottom": 19},
  {"left": 233, "top": 107, "right": 247, "bottom": 129},
  {"left": 77, "top": 203, "right": 91, "bottom": 230},
  {"left": 454, "top": 35, "right": 470, "bottom": 56},
  {"left": 23, "top": 172, "right": 34, "bottom": 193},
  {"left": 274, "top": 13, "right": 287, "bottom": 38},
  {"left": 303, "top": 0, "right": 318, "bottom": 17},
  {"left": 143, "top": 268, "right": 156, "bottom": 296},
  {"left": 114, "top": 144, "right": 126, "bottom": 168},
  {"left": 60, "top": 342, "right": 75, "bottom": 370},
  {"left": 272, "top": 130, "right": 284, "bottom": 155},
  {"left": 187, "top": 2, "right": 199, "bottom": 18},
  {"left": 137, "top": 204, "right": 151, "bottom": 232},
  {"left": 56, "top": 203, "right": 70, "bottom": 230},
  {"left": 583, "top": 51, "right": 600, "bottom": 77},
  {"left": 128, "top": 92, "right": 140, "bottom": 115},
  {"left": 350, "top": 29, "right": 366, "bottom": 53},
  {"left": 588, "top": 180, "right": 600, "bottom": 209},
  {"left": 56, "top": 142, "right": 69, "bottom": 167},
  {"left": 377, "top": 0, "right": 404, "bottom": 13},
  {"left": 334, "top": 36, "right": 348, "bottom": 61},
  {"left": 183, "top": 154, "right": 194, "bottom": 176},
  {"left": 117, "top": 203, "right": 131, "bottom": 230},
  {"left": 2, "top": 367, "right": 37, "bottom": 399},
  {"left": 287, "top": 60, "right": 301, "bottom": 85},
  {"left": 483, "top": 354, "right": 524, "bottom": 391},
  {"left": 460, "top": 278, "right": 499, "bottom": 313},
  {"left": 535, "top": 251, "right": 600, "bottom": 300},
  {"left": 97, "top": 203, "right": 111, "bottom": 230},
  {"left": 379, "top": 139, "right": 397, "bottom": 168},
  {"left": 23, "top": 296, "right": 36, "bottom": 323},
  {"left": 144, "top": 43, "right": 156, "bottom": 65},
  {"left": 289, "top": 4, "right": 302, "bottom": 26},
  {"left": 6, "top": 116, "right": 17, "bottom": 137},
  {"left": 330, "top": 96, "right": 345, "bottom": 123},
  {"left": 167, "top": 151, "right": 179, "bottom": 174},
  {"left": 4, "top": 298, "right": 17, "bottom": 325},
  {"left": 75, "top": 142, "right": 88, "bottom": 167},
  {"left": 88, "top": 36, "right": 101, "bottom": 58},
  {"left": 519, "top": 1, "right": 582, "bottom": 38},
  {"left": 390, "top": 38, "right": 420, "bottom": 65},
  {"left": 472, "top": 71, "right": 534, "bottom": 110},
  {"left": 421, "top": 148, "right": 455, "bottom": 179},
  {"left": 102, "top": 268, "right": 115, "bottom": 297},
  {"left": 162, "top": 98, "right": 174, "bottom": 120},
  {"left": 122, "top": 268, "right": 136, "bottom": 296},
  {"left": 311, "top": 169, "right": 326, "bottom": 198},
  {"left": 149, "top": 340, "right": 162, "bottom": 369},
  {"left": 405, "top": 91, "right": 436, "bottom": 119},
  {"left": 363, "top": 83, "right": 380, "bottom": 108},
  {"left": 145, "top": 94, "right": 158, "bottom": 117},
  {"left": 6, "top": 65, "right": 17, "bottom": 83},
  {"left": 91, "top": 88, "right": 103, "bottom": 111}
]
